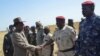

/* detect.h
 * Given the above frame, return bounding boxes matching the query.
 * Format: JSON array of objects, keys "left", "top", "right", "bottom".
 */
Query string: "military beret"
[
  {"left": 82, "top": 1, "right": 94, "bottom": 5},
  {"left": 56, "top": 16, "right": 65, "bottom": 20}
]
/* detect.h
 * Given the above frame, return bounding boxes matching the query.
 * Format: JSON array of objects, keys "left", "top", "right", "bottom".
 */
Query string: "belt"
[{"left": 59, "top": 46, "right": 74, "bottom": 52}]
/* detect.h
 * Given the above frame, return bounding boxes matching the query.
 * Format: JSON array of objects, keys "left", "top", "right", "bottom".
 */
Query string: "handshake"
[{"left": 35, "top": 45, "right": 45, "bottom": 51}]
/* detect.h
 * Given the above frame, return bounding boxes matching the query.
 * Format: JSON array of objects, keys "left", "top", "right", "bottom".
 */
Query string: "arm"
[
  {"left": 3, "top": 35, "right": 8, "bottom": 56},
  {"left": 41, "top": 39, "right": 54, "bottom": 47},
  {"left": 69, "top": 27, "right": 76, "bottom": 45},
  {"left": 12, "top": 33, "right": 40, "bottom": 52}
]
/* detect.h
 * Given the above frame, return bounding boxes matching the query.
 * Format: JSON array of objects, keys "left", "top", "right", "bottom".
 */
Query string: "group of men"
[{"left": 3, "top": 1, "right": 100, "bottom": 56}]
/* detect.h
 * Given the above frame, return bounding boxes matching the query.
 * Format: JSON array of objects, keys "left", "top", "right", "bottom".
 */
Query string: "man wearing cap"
[
  {"left": 3, "top": 25, "right": 14, "bottom": 56},
  {"left": 24, "top": 26, "right": 31, "bottom": 44},
  {"left": 42, "top": 26, "right": 54, "bottom": 56},
  {"left": 75, "top": 1, "right": 100, "bottom": 56},
  {"left": 30, "top": 26, "right": 38, "bottom": 56},
  {"left": 11, "top": 17, "right": 42, "bottom": 56},
  {"left": 30, "top": 26, "right": 37, "bottom": 45},
  {"left": 68, "top": 19, "right": 74, "bottom": 28},
  {"left": 35, "top": 21, "right": 44, "bottom": 56},
  {"left": 35, "top": 21, "right": 44, "bottom": 45},
  {"left": 41, "top": 16, "right": 76, "bottom": 56}
]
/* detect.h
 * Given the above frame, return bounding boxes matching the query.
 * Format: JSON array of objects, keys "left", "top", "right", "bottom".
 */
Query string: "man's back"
[{"left": 3, "top": 32, "right": 14, "bottom": 56}]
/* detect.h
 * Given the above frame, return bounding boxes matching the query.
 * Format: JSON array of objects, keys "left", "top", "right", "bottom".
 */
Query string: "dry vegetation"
[
  {"left": 0, "top": 22, "right": 79, "bottom": 56},
  {"left": 0, "top": 32, "right": 6, "bottom": 56}
]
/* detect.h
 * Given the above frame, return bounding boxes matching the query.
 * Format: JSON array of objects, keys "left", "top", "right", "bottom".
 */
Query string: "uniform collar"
[
  {"left": 57, "top": 25, "right": 67, "bottom": 31},
  {"left": 86, "top": 13, "right": 96, "bottom": 21}
]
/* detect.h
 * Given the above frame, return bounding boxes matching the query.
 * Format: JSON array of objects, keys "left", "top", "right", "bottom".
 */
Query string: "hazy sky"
[{"left": 0, "top": 0, "right": 100, "bottom": 31}]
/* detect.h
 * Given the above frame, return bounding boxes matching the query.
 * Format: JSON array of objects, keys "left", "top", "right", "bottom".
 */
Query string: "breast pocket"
[{"left": 61, "top": 33, "right": 74, "bottom": 49}]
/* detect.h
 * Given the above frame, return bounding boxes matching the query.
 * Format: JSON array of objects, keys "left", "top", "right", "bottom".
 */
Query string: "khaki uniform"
[
  {"left": 53, "top": 25, "right": 76, "bottom": 56},
  {"left": 42, "top": 33, "right": 53, "bottom": 56},
  {"left": 11, "top": 31, "right": 36, "bottom": 56}
]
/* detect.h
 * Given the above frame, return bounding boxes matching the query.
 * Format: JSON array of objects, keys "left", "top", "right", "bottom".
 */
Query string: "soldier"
[
  {"left": 3, "top": 25, "right": 14, "bottom": 56},
  {"left": 75, "top": 1, "right": 100, "bottom": 56},
  {"left": 30, "top": 26, "right": 36, "bottom": 45},
  {"left": 35, "top": 21, "right": 44, "bottom": 45},
  {"left": 41, "top": 16, "right": 76, "bottom": 56},
  {"left": 35, "top": 21, "right": 44, "bottom": 56},
  {"left": 11, "top": 17, "right": 42, "bottom": 56},
  {"left": 42, "top": 26, "right": 54, "bottom": 56},
  {"left": 79, "top": 18, "right": 85, "bottom": 25},
  {"left": 24, "top": 26, "right": 31, "bottom": 44},
  {"left": 30, "top": 26, "right": 38, "bottom": 56},
  {"left": 68, "top": 19, "right": 74, "bottom": 28}
]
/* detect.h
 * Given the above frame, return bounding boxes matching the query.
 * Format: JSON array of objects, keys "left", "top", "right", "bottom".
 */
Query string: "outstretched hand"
[
  {"left": 35, "top": 46, "right": 42, "bottom": 51},
  {"left": 39, "top": 45, "right": 45, "bottom": 48}
]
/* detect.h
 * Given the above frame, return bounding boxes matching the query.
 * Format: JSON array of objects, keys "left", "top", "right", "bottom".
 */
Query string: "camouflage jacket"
[{"left": 75, "top": 14, "right": 100, "bottom": 56}]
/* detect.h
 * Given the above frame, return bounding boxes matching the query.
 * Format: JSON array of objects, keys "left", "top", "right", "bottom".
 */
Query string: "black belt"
[{"left": 59, "top": 46, "right": 74, "bottom": 52}]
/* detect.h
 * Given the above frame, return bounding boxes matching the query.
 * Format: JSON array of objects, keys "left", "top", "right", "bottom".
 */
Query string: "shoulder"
[
  {"left": 4, "top": 33, "right": 8, "bottom": 40},
  {"left": 4, "top": 33, "right": 8, "bottom": 37},
  {"left": 95, "top": 15, "right": 100, "bottom": 22},
  {"left": 93, "top": 15, "right": 100, "bottom": 25},
  {"left": 4, "top": 32, "right": 11, "bottom": 38},
  {"left": 12, "top": 32, "right": 20, "bottom": 37},
  {"left": 65, "top": 25, "right": 76, "bottom": 35},
  {"left": 48, "top": 33, "right": 53, "bottom": 37},
  {"left": 66, "top": 25, "right": 75, "bottom": 31}
]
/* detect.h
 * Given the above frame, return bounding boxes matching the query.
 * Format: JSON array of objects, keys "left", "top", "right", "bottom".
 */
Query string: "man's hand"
[
  {"left": 39, "top": 45, "right": 45, "bottom": 48},
  {"left": 35, "top": 46, "right": 42, "bottom": 51}
]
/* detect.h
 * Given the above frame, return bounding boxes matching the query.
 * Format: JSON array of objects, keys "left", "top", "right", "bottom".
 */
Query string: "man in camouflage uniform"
[
  {"left": 30, "top": 26, "right": 38, "bottom": 56},
  {"left": 42, "top": 26, "right": 54, "bottom": 56},
  {"left": 75, "top": 1, "right": 100, "bottom": 56},
  {"left": 24, "top": 26, "right": 31, "bottom": 44},
  {"left": 35, "top": 21, "right": 44, "bottom": 45},
  {"left": 35, "top": 21, "right": 44, "bottom": 56},
  {"left": 41, "top": 16, "right": 76, "bottom": 56},
  {"left": 3, "top": 25, "right": 14, "bottom": 56},
  {"left": 30, "top": 26, "right": 37, "bottom": 45}
]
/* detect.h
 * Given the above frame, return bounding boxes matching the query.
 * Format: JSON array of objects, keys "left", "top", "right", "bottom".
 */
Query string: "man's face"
[
  {"left": 44, "top": 28, "right": 49, "bottom": 34},
  {"left": 9, "top": 26, "right": 15, "bottom": 32},
  {"left": 24, "top": 26, "right": 29, "bottom": 33},
  {"left": 82, "top": 5, "right": 93, "bottom": 17},
  {"left": 31, "top": 27, "right": 35, "bottom": 33},
  {"left": 36, "top": 24, "right": 39, "bottom": 28},
  {"left": 16, "top": 22, "right": 24, "bottom": 31},
  {"left": 10, "top": 27, "right": 15, "bottom": 32},
  {"left": 56, "top": 20, "right": 65, "bottom": 29}
]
